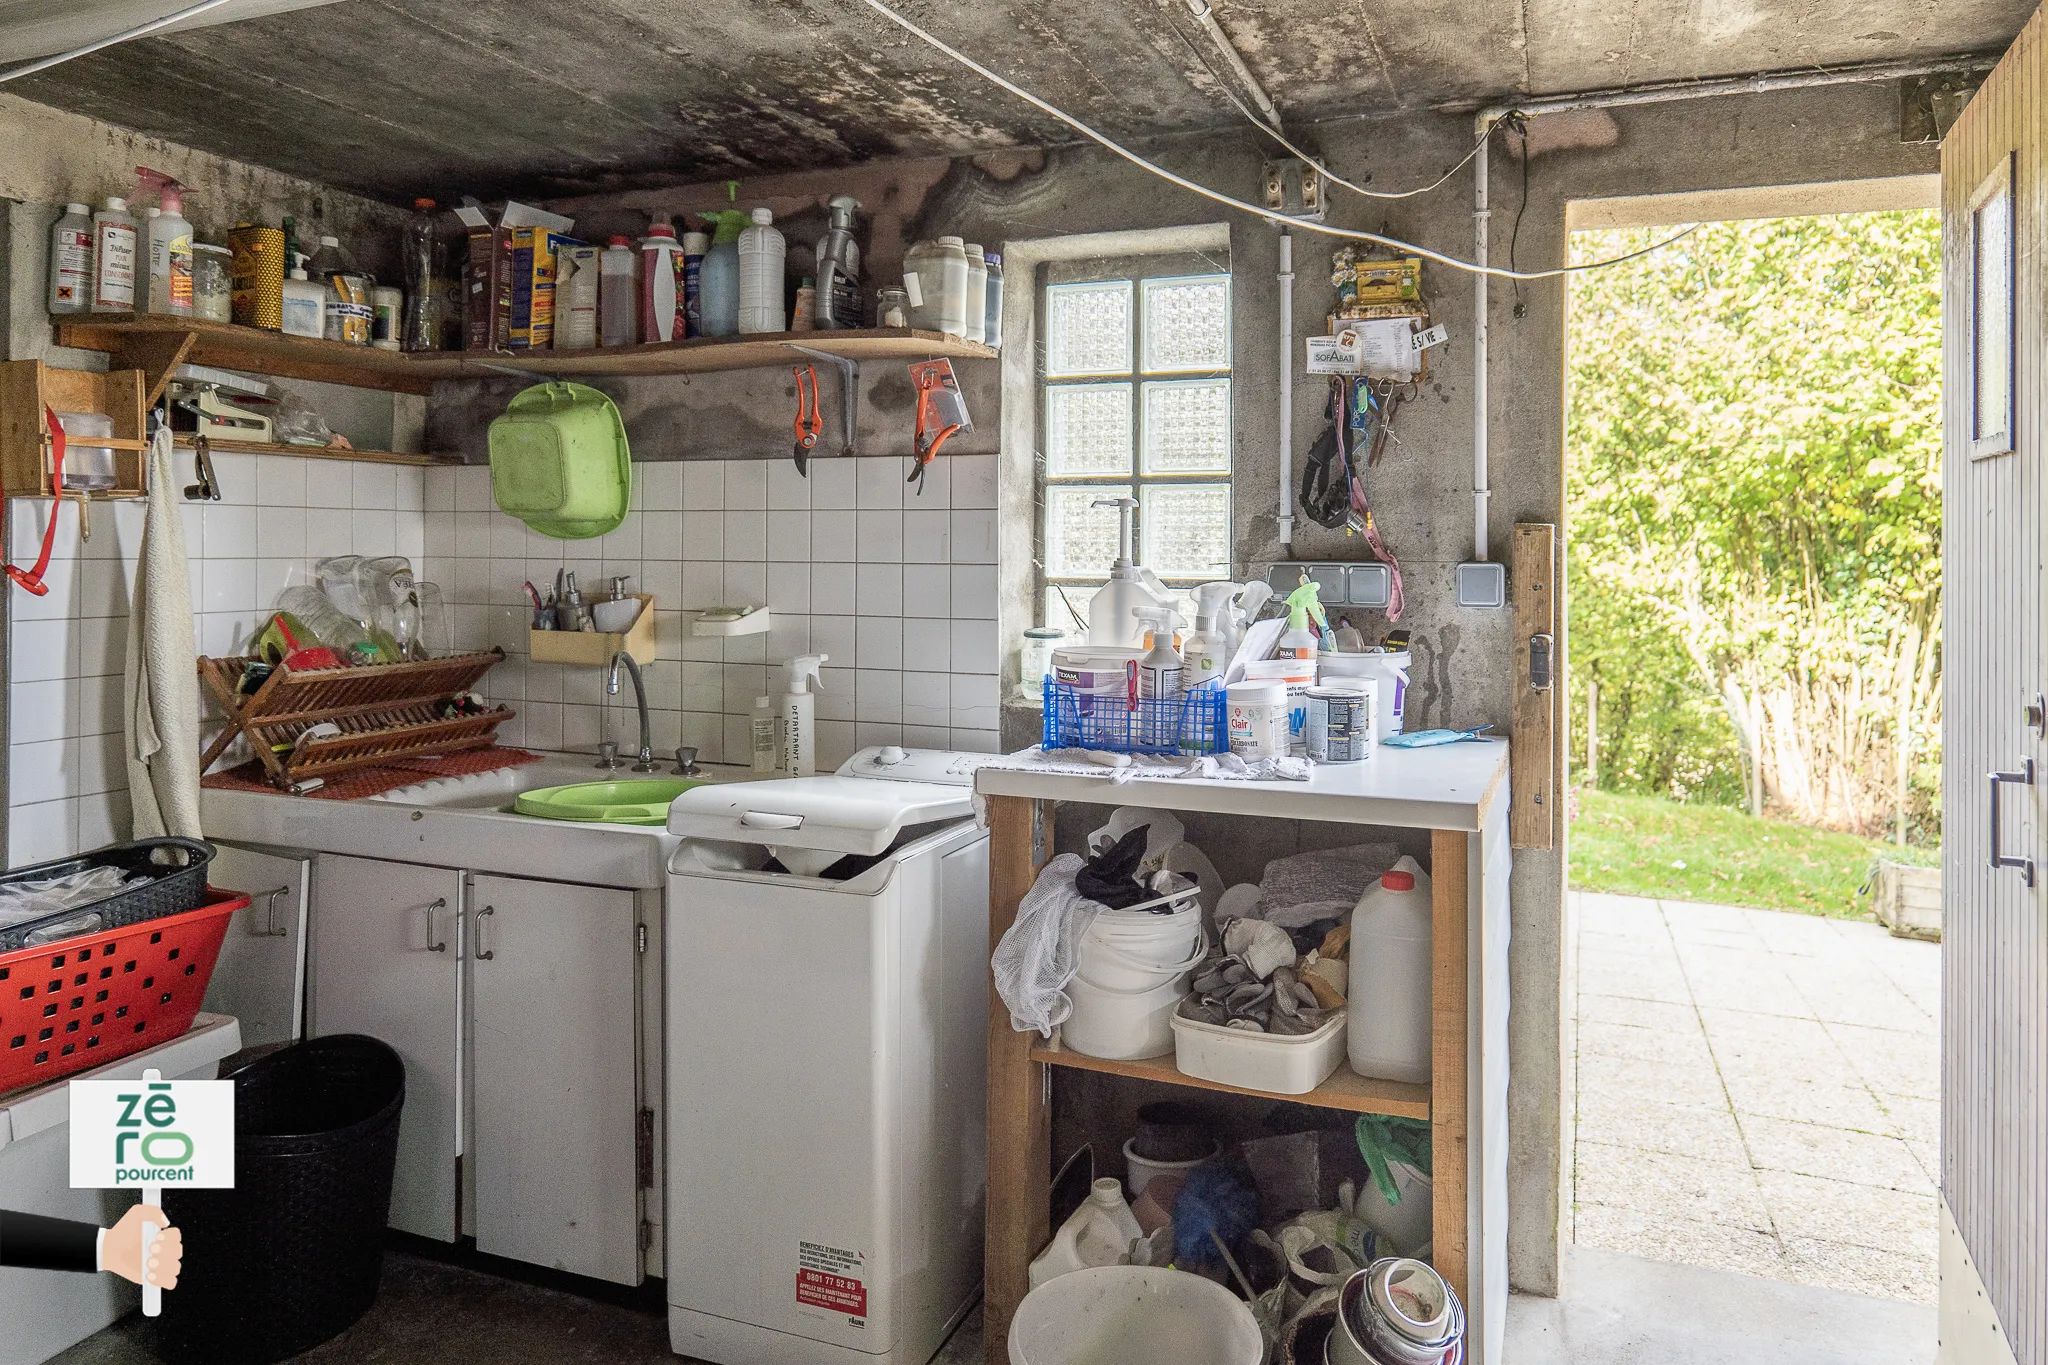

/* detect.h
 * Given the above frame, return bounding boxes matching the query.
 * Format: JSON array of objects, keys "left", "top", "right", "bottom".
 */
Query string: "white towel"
[{"left": 124, "top": 426, "right": 202, "bottom": 838}]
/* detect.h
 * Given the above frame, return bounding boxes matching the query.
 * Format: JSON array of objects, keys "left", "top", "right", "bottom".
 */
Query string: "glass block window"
[{"left": 1041, "top": 271, "right": 1231, "bottom": 634}]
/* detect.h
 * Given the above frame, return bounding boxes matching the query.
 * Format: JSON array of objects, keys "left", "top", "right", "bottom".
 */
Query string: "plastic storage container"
[
  {"left": 157, "top": 1035, "right": 405, "bottom": 1365},
  {"left": 1076, "top": 902, "right": 1205, "bottom": 992},
  {"left": 736, "top": 206, "right": 786, "bottom": 334},
  {"left": 1347, "top": 856, "right": 1432, "bottom": 1084},
  {"left": 1044, "top": 678, "right": 1227, "bottom": 755},
  {"left": 901, "top": 238, "right": 939, "bottom": 330},
  {"left": 192, "top": 243, "right": 234, "bottom": 323},
  {"left": 53, "top": 410, "right": 117, "bottom": 491},
  {"left": 1009, "top": 1266, "right": 1263, "bottom": 1365},
  {"left": 1123, "top": 1136, "right": 1220, "bottom": 1199},
  {"left": 962, "top": 243, "right": 989, "bottom": 343},
  {"left": 1062, "top": 973, "right": 1185, "bottom": 1061},
  {"left": 1319, "top": 649, "right": 1411, "bottom": 740},
  {"left": 1026, "top": 1178, "right": 1143, "bottom": 1289},
  {"left": 983, "top": 249, "right": 1004, "bottom": 349},
  {"left": 1170, "top": 1008, "right": 1348, "bottom": 1095},
  {"left": 0, "top": 836, "right": 215, "bottom": 951},
  {"left": 929, "top": 236, "right": 971, "bottom": 337}
]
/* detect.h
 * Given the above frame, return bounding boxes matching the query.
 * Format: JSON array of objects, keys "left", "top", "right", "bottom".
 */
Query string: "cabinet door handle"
[
  {"left": 474, "top": 904, "right": 495, "bottom": 961},
  {"left": 250, "top": 885, "right": 291, "bottom": 938},
  {"left": 1990, "top": 760, "right": 2035, "bottom": 887},
  {"left": 423, "top": 897, "right": 448, "bottom": 952}
]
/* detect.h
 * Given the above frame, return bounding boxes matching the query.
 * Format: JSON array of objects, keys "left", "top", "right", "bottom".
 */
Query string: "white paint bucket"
[
  {"left": 1008, "top": 1266, "right": 1263, "bottom": 1365},
  {"left": 1062, "top": 973, "right": 1186, "bottom": 1060}
]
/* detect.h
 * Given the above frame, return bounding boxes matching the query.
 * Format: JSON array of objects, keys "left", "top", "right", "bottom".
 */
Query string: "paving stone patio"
[{"left": 1571, "top": 892, "right": 1940, "bottom": 1303}]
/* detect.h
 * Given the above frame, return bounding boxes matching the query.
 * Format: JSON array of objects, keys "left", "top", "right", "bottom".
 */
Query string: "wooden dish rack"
[{"left": 198, "top": 650, "right": 511, "bottom": 789}]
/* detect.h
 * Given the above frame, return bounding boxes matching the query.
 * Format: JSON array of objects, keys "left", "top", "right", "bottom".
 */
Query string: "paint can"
[
  {"left": 228, "top": 223, "right": 285, "bottom": 330},
  {"left": 1306, "top": 686, "right": 1374, "bottom": 762}
]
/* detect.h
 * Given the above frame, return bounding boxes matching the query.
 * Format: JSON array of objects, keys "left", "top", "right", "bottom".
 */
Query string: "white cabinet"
[
  {"left": 308, "top": 854, "right": 465, "bottom": 1242},
  {"left": 201, "top": 844, "right": 311, "bottom": 1048},
  {"left": 469, "top": 875, "right": 641, "bottom": 1284}
]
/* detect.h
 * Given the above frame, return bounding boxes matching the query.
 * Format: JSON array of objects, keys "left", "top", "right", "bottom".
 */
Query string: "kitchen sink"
[{"left": 365, "top": 757, "right": 706, "bottom": 814}]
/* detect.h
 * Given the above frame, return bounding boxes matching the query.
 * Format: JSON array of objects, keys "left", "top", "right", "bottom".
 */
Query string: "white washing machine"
[{"left": 664, "top": 746, "right": 999, "bottom": 1365}]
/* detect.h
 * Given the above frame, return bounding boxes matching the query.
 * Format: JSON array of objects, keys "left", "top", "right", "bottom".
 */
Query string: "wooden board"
[
  {"left": 1430, "top": 828, "right": 1470, "bottom": 1306},
  {"left": 1510, "top": 523, "right": 1558, "bottom": 849},
  {"left": 1029, "top": 1041, "right": 1430, "bottom": 1119},
  {"left": 174, "top": 436, "right": 457, "bottom": 467},
  {"left": 57, "top": 314, "right": 440, "bottom": 395},
  {"left": 984, "top": 795, "right": 1050, "bottom": 1365},
  {"left": 0, "top": 360, "right": 148, "bottom": 499}
]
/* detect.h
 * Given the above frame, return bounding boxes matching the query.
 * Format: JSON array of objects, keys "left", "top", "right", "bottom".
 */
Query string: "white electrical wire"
[
  {"left": 0, "top": 0, "right": 241, "bottom": 84},
  {"left": 854, "top": 0, "right": 1697, "bottom": 280}
]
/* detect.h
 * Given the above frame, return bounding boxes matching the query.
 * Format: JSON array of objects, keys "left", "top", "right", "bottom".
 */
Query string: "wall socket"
[{"left": 1267, "top": 561, "right": 1391, "bottom": 609}]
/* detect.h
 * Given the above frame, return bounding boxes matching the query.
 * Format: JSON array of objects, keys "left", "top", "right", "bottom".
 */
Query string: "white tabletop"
[{"left": 974, "top": 738, "right": 1510, "bottom": 831}]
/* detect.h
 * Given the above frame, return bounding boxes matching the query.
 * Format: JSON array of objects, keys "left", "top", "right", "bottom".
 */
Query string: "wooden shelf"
[
  {"left": 173, "top": 436, "right": 458, "bottom": 467},
  {"left": 55, "top": 313, "right": 995, "bottom": 395},
  {"left": 1029, "top": 1041, "right": 1431, "bottom": 1120}
]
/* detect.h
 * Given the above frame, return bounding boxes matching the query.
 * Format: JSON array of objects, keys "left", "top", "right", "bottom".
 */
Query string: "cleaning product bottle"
[
  {"left": 1183, "top": 600, "right": 1226, "bottom": 690},
  {"left": 599, "top": 235, "right": 638, "bottom": 346},
  {"left": 780, "top": 654, "right": 829, "bottom": 776},
  {"left": 1087, "top": 497, "right": 1162, "bottom": 649},
  {"left": 1192, "top": 582, "right": 1241, "bottom": 674},
  {"left": 1027, "top": 1178, "right": 1144, "bottom": 1289},
  {"left": 47, "top": 203, "right": 94, "bottom": 314},
  {"left": 961, "top": 243, "right": 989, "bottom": 344},
  {"left": 400, "top": 197, "right": 444, "bottom": 351},
  {"left": 280, "top": 252, "right": 327, "bottom": 338},
  {"left": 791, "top": 276, "right": 816, "bottom": 331},
  {"left": 1135, "top": 605, "right": 1185, "bottom": 748},
  {"left": 750, "top": 695, "right": 780, "bottom": 774},
  {"left": 737, "top": 206, "right": 786, "bottom": 334},
  {"left": 698, "top": 208, "right": 749, "bottom": 337},
  {"left": 136, "top": 169, "right": 192, "bottom": 317},
  {"left": 639, "top": 216, "right": 684, "bottom": 343},
  {"left": 982, "top": 249, "right": 1004, "bottom": 350},
  {"left": 308, "top": 235, "right": 372, "bottom": 345},
  {"left": 1347, "top": 856, "right": 1433, "bottom": 1084},
  {"left": 681, "top": 229, "right": 708, "bottom": 336},
  {"left": 814, "top": 193, "right": 863, "bottom": 329},
  {"left": 90, "top": 196, "right": 138, "bottom": 313},
  {"left": 1279, "top": 579, "right": 1328, "bottom": 660}
]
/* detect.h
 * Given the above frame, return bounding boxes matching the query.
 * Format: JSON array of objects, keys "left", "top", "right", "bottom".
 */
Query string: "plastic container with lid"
[
  {"left": 52, "top": 411, "right": 116, "bottom": 491},
  {"left": 1347, "top": 856, "right": 1432, "bottom": 1084},
  {"left": 1226, "top": 680, "right": 1287, "bottom": 759},
  {"left": 901, "top": 238, "right": 939, "bottom": 330},
  {"left": 736, "top": 206, "right": 786, "bottom": 334},
  {"left": 1320, "top": 649, "right": 1411, "bottom": 740},
  {"left": 1026, "top": 1179, "right": 1144, "bottom": 1289},
  {"left": 191, "top": 243, "right": 233, "bottom": 322},
  {"left": 1063, "top": 972, "right": 1186, "bottom": 1061},
  {"left": 929, "top": 235, "right": 971, "bottom": 337},
  {"left": 1171, "top": 1008, "right": 1347, "bottom": 1095},
  {"left": 962, "top": 242, "right": 989, "bottom": 343},
  {"left": 875, "top": 286, "right": 910, "bottom": 328}
]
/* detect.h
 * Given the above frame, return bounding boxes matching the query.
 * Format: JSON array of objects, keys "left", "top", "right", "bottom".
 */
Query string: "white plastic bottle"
[
  {"left": 1182, "top": 606, "right": 1224, "bottom": 690},
  {"left": 137, "top": 168, "right": 193, "bottom": 317},
  {"left": 1135, "top": 606, "right": 1184, "bottom": 703},
  {"left": 47, "top": 203, "right": 94, "bottom": 314},
  {"left": 961, "top": 243, "right": 989, "bottom": 344},
  {"left": 780, "top": 653, "right": 828, "bottom": 776},
  {"left": 982, "top": 249, "right": 1004, "bottom": 350},
  {"left": 1088, "top": 497, "right": 1163, "bottom": 649},
  {"left": 750, "top": 695, "right": 780, "bottom": 774},
  {"left": 736, "top": 206, "right": 786, "bottom": 334},
  {"left": 1347, "top": 857, "right": 1433, "bottom": 1084},
  {"left": 931, "top": 235, "right": 970, "bottom": 337},
  {"left": 1192, "top": 582, "right": 1240, "bottom": 673},
  {"left": 901, "top": 238, "right": 939, "bottom": 330},
  {"left": 90, "top": 197, "right": 138, "bottom": 313},
  {"left": 279, "top": 253, "right": 327, "bottom": 339},
  {"left": 599, "top": 235, "right": 638, "bottom": 347},
  {"left": 1027, "top": 1178, "right": 1144, "bottom": 1289},
  {"left": 639, "top": 218, "right": 684, "bottom": 343}
]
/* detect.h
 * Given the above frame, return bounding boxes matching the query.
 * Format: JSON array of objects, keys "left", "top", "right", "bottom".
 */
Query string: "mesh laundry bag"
[{"left": 993, "top": 854, "right": 1103, "bottom": 1037}]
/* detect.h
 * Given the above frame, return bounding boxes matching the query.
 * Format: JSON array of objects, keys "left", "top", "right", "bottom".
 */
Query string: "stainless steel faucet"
[{"left": 606, "top": 651, "right": 657, "bottom": 773}]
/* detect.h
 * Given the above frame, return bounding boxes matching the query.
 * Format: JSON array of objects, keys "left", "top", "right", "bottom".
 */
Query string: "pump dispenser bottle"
[
  {"left": 781, "top": 653, "right": 830, "bottom": 776},
  {"left": 136, "top": 168, "right": 192, "bottom": 316},
  {"left": 1087, "top": 497, "right": 1164, "bottom": 649}
]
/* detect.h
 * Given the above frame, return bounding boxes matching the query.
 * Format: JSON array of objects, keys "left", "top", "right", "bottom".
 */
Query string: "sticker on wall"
[
  {"left": 797, "top": 1240, "right": 869, "bottom": 1326},
  {"left": 1305, "top": 332, "right": 1364, "bottom": 374}
]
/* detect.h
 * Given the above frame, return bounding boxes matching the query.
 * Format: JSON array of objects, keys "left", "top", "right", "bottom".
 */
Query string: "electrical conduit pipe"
[{"left": 1278, "top": 229, "right": 1294, "bottom": 554}]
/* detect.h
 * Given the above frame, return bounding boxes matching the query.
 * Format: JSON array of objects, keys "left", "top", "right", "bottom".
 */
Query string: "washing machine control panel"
[{"left": 838, "top": 746, "right": 1004, "bottom": 786}]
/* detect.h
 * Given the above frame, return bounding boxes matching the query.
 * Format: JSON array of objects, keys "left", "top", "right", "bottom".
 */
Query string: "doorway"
[{"left": 1563, "top": 205, "right": 1944, "bottom": 1305}]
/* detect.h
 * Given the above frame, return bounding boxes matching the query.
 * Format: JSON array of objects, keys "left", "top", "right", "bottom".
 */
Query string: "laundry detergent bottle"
[{"left": 780, "top": 653, "right": 829, "bottom": 777}]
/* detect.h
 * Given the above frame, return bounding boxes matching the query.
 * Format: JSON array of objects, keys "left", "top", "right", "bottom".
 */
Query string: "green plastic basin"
[{"left": 512, "top": 778, "right": 705, "bottom": 825}]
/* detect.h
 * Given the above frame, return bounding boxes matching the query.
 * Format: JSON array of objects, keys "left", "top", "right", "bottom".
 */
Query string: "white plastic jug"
[
  {"left": 736, "top": 206, "right": 786, "bottom": 334},
  {"left": 1347, "top": 855, "right": 1432, "bottom": 1084},
  {"left": 1027, "top": 1178, "right": 1143, "bottom": 1289}
]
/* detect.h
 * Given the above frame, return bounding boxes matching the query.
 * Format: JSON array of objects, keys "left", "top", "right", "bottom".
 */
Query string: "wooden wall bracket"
[{"left": 1511, "top": 523, "right": 1558, "bottom": 849}]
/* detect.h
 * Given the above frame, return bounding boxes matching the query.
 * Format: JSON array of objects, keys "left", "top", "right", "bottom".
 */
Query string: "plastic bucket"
[
  {"left": 1318, "top": 651, "right": 1409, "bottom": 740},
  {"left": 1353, "top": 1160, "right": 1433, "bottom": 1256},
  {"left": 1064, "top": 973, "right": 1187, "bottom": 1060},
  {"left": 1077, "top": 904, "right": 1205, "bottom": 991},
  {"left": 1123, "top": 1135, "right": 1221, "bottom": 1198},
  {"left": 1009, "top": 1265, "right": 1263, "bottom": 1365}
]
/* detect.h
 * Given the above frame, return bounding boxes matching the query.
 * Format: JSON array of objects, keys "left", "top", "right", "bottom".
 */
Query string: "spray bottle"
[
  {"left": 136, "top": 168, "right": 192, "bottom": 317},
  {"left": 1088, "top": 496, "right": 1164, "bottom": 648},
  {"left": 698, "top": 208, "right": 752, "bottom": 338},
  {"left": 1280, "top": 578, "right": 1329, "bottom": 660},
  {"left": 1135, "top": 605, "right": 1184, "bottom": 747},
  {"left": 781, "top": 653, "right": 830, "bottom": 776},
  {"left": 1192, "top": 582, "right": 1241, "bottom": 672}
]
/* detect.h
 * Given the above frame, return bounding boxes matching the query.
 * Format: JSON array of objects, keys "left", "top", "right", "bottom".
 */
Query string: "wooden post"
[
  {"left": 984, "top": 795, "right": 1050, "bottom": 1362},
  {"left": 1510, "top": 523, "right": 1558, "bottom": 848},
  {"left": 1585, "top": 670, "right": 1599, "bottom": 788},
  {"left": 1429, "top": 828, "right": 1470, "bottom": 1305}
]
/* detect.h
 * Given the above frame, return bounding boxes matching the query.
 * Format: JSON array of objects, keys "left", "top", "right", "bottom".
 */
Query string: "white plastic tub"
[
  {"left": 1063, "top": 973, "right": 1186, "bottom": 1060},
  {"left": 1170, "top": 1008, "right": 1347, "bottom": 1094},
  {"left": 1123, "top": 1135, "right": 1220, "bottom": 1199},
  {"left": 1008, "top": 1265, "right": 1261, "bottom": 1365},
  {"left": 1076, "top": 905, "right": 1204, "bottom": 992},
  {"left": 1354, "top": 1160, "right": 1433, "bottom": 1256}
]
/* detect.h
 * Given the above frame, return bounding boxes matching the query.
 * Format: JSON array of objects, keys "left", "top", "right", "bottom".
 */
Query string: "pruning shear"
[
  {"left": 908, "top": 358, "right": 969, "bottom": 494},
  {"left": 791, "top": 364, "right": 822, "bottom": 476}
]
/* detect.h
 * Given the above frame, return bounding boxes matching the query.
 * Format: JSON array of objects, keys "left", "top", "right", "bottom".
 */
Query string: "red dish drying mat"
[{"left": 201, "top": 746, "right": 544, "bottom": 801}]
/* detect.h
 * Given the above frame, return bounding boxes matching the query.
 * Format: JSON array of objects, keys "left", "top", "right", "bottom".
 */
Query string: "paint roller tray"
[{"left": 512, "top": 778, "right": 708, "bottom": 825}]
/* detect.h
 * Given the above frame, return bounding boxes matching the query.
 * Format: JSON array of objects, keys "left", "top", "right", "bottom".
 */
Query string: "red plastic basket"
[{"left": 0, "top": 886, "right": 249, "bottom": 1098}]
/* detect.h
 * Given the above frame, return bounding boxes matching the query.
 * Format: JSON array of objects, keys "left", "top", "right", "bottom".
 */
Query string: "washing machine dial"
[{"left": 876, "top": 745, "right": 908, "bottom": 766}]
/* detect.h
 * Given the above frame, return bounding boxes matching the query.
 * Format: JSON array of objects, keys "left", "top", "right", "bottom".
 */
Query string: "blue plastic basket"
[{"left": 1042, "top": 677, "right": 1228, "bottom": 755}]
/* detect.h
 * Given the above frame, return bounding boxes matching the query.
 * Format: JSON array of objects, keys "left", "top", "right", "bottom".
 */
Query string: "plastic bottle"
[
  {"left": 1135, "top": 606, "right": 1184, "bottom": 703},
  {"left": 681, "top": 230, "right": 708, "bottom": 337},
  {"left": 814, "top": 194, "right": 862, "bottom": 329},
  {"left": 90, "top": 197, "right": 138, "bottom": 313},
  {"left": 1192, "top": 582, "right": 1240, "bottom": 672},
  {"left": 791, "top": 277, "right": 816, "bottom": 331},
  {"left": 639, "top": 218, "right": 684, "bottom": 343},
  {"left": 1333, "top": 616, "right": 1366, "bottom": 652},
  {"left": 554, "top": 245, "right": 599, "bottom": 350},
  {"left": 137, "top": 169, "right": 192, "bottom": 317},
  {"left": 279, "top": 253, "right": 326, "bottom": 338},
  {"left": 780, "top": 653, "right": 829, "bottom": 777},
  {"left": 1088, "top": 497, "right": 1164, "bottom": 649},
  {"left": 308, "top": 235, "right": 372, "bottom": 345},
  {"left": 47, "top": 203, "right": 94, "bottom": 314},
  {"left": 1027, "top": 1178, "right": 1143, "bottom": 1289},
  {"left": 698, "top": 209, "right": 749, "bottom": 337},
  {"left": 750, "top": 695, "right": 780, "bottom": 774},
  {"left": 982, "top": 249, "right": 1004, "bottom": 350},
  {"left": 599, "top": 236, "right": 638, "bottom": 347},
  {"left": 961, "top": 243, "right": 989, "bottom": 344},
  {"left": 400, "top": 197, "right": 444, "bottom": 351},
  {"left": 931, "top": 235, "right": 970, "bottom": 337},
  {"left": 901, "top": 238, "right": 939, "bottom": 331},
  {"left": 737, "top": 206, "right": 786, "bottom": 334},
  {"left": 1183, "top": 606, "right": 1224, "bottom": 690},
  {"left": 1279, "top": 579, "right": 1327, "bottom": 659},
  {"left": 1347, "top": 856, "right": 1433, "bottom": 1084}
]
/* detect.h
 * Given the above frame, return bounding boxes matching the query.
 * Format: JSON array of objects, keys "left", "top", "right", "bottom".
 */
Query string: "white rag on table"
[
  {"left": 986, "top": 746, "right": 1313, "bottom": 784},
  {"left": 123, "top": 425, "right": 202, "bottom": 839}
]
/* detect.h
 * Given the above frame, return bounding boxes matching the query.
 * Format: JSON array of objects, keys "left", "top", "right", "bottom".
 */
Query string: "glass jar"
[
  {"left": 1019, "top": 627, "right": 1063, "bottom": 705},
  {"left": 875, "top": 286, "right": 910, "bottom": 329},
  {"left": 192, "top": 243, "right": 233, "bottom": 323}
]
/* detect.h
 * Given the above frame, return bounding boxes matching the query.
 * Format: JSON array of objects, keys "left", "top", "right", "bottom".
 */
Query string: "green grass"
[{"left": 1568, "top": 788, "right": 1939, "bottom": 918}]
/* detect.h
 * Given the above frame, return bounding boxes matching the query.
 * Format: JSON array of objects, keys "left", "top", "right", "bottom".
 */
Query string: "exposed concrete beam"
[{"left": 0, "top": 0, "right": 345, "bottom": 63}]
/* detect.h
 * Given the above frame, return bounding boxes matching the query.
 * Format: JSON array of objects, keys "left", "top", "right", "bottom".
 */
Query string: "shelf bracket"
[
  {"left": 786, "top": 344, "right": 859, "bottom": 458},
  {"left": 112, "top": 328, "right": 198, "bottom": 409}
]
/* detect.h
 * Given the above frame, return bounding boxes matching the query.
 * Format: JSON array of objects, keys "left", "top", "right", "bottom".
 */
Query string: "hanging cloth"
[{"left": 124, "top": 424, "right": 202, "bottom": 839}]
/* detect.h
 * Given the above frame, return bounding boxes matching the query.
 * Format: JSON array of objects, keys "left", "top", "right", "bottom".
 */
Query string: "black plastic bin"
[{"left": 158, "top": 1035, "right": 405, "bottom": 1365}]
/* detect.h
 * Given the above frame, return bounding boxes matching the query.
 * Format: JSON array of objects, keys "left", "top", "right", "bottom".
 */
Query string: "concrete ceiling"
[{"left": 4, "top": 0, "right": 2028, "bottom": 205}]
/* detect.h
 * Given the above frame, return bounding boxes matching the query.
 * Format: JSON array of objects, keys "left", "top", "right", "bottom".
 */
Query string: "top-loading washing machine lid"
[
  {"left": 667, "top": 775, "right": 973, "bottom": 857},
  {"left": 835, "top": 744, "right": 1006, "bottom": 786}
]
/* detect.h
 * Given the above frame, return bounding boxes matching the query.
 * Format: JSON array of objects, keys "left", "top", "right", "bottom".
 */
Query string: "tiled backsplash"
[
  {"left": 5, "top": 450, "right": 426, "bottom": 866},
  {"left": 422, "top": 452, "right": 1003, "bottom": 769}
]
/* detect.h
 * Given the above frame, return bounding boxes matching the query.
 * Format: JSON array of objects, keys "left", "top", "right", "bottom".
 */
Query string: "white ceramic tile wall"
[
  {"left": 421, "top": 454, "right": 1002, "bottom": 770},
  {"left": 4, "top": 451, "right": 427, "bottom": 867}
]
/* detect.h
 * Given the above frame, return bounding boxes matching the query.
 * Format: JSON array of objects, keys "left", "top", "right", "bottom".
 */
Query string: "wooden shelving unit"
[
  {"left": 1028, "top": 1040, "right": 1431, "bottom": 1120},
  {"left": 55, "top": 313, "right": 995, "bottom": 394},
  {"left": 0, "top": 359, "right": 148, "bottom": 499}
]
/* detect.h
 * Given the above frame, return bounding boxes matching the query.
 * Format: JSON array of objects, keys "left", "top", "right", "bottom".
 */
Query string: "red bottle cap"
[{"left": 1381, "top": 870, "right": 1416, "bottom": 891}]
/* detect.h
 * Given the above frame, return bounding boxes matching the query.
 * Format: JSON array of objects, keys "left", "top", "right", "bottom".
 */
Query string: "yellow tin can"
[{"left": 228, "top": 223, "right": 285, "bottom": 330}]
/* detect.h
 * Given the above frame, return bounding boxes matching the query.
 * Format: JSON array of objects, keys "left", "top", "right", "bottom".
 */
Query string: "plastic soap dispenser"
[
  {"left": 1087, "top": 497, "right": 1160, "bottom": 649},
  {"left": 1135, "top": 605, "right": 1184, "bottom": 703},
  {"left": 780, "top": 653, "right": 829, "bottom": 776},
  {"left": 1280, "top": 578, "right": 1329, "bottom": 660},
  {"left": 280, "top": 252, "right": 327, "bottom": 339},
  {"left": 137, "top": 168, "right": 193, "bottom": 316}
]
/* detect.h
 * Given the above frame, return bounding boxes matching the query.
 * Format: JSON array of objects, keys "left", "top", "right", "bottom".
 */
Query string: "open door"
[{"left": 1942, "top": 14, "right": 2048, "bottom": 1365}]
